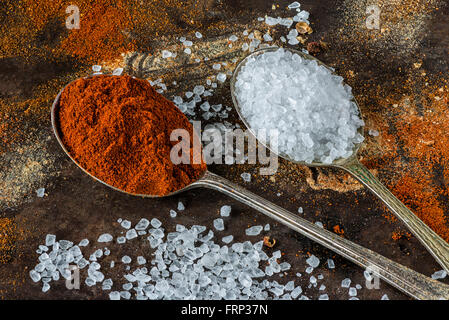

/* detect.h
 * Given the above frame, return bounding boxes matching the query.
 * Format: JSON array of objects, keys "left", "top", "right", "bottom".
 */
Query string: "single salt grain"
[
  {"left": 109, "top": 291, "right": 120, "bottom": 300},
  {"left": 264, "top": 224, "right": 270, "bottom": 231},
  {"left": 212, "top": 63, "right": 221, "bottom": 70},
  {"left": 431, "top": 270, "right": 447, "bottom": 279},
  {"left": 327, "top": 259, "right": 335, "bottom": 269},
  {"left": 162, "top": 50, "right": 172, "bottom": 58},
  {"left": 288, "top": 1, "right": 301, "bottom": 9},
  {"left": 217, "top": 73, "right": 227, "bottom": 83},
  {"left": 137, "top": 256, "right": 146, "bottom": 265},
  {"left": 122, "top": 256, "right": 132, "bottom": 264},
  {"left": 177, "top": 202, "right": 185, "bottom": 211},
  {"left": 170, "top": 210, "right": 177, "bottom": 218},
  {"left": 297, "top": 207, "right": 303, "bottom": 214},
  {"left": 349, "top": 287, "right": 357, "bottom": 296},
  {"left": 112, "top": 68, "right": 123, "bottom": 76},
  {"left": 306, "top": 255, "right": 320, "bottom": 268},
  {"left": 319, "top": 294, "right": 329, "bottom": 300},
  {"left": 121, "top": 220, "right": 131, "bottom": 229},
  {"left": 368, "top": 129, "right": 379, "bottom": 137},
  {"left": 220, "top": 205, "right": 231, "bottom": 217},
  {"left": 222, "top": 235, "right": 233, "bottom": 244},
  {"left": 341, "top": 278, "right": 351, "bottom": 288},
  {"left": 229, "top": 35, "right": 238, "bottom": 42},
  {"left": 98, "top": 234, "right": 113, "bottom": 243},
  {"left": 184, "top": 48, "right": 191, "bottom": 54},
  {"left": 213, "top": 218, "right": 225, "bottom": 231},
  {"left": 135, "top": 218, "right": 150, "bottom": 231},
  {"left": 126, "top": 229, "right": 138, "bottom": 240},
  {"left": 36, "top": 188, "right": 45, "bottom": 198},
  {"left": 241, "top": 172, "right": 251, "bottom": 182},
  {"left": 150, "top": 218, "right": 162, "bottom": 229},
  {"left": 263, "top": 33, "right": 273, "bottom": 42},
  {"left": 45, "top": 234, "right": 56, "bottom": 246},
  {"left": 245, "top": 226, "right": 263, "bottom": 236},
  {"left": 195, "top": 32, "right": 203, "bottom": 38},
  {"left": 79, "top": 239, "right": 89, "bottom": 247},
  {"left": 92, "top": 65, "right": 102, "bottom": 72},
  {"left": 381, "top": 294, "right": 389, "bottom": 300}
]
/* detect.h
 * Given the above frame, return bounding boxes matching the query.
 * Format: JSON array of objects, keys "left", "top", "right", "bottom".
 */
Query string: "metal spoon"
[
  {"left": 51, "top": 75, "right": 449, "bottom": 300},
  {"left": 229, "top": 47, "right": 449, "bottom": 276}
]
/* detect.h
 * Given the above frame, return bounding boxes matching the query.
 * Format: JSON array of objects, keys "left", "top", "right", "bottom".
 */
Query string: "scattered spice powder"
[
  {"left": 0, "top": 218, "right": 17, "bottom": 264},
  {"left": 58, "top": 75, "right": 206, "bottom": 196}
]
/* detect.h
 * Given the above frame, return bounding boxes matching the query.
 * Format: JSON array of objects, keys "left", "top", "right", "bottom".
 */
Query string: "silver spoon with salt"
[
  {"left": 230, "top": 47, "right": 449, "bottom": 275},
  {"left": 52, "top": 72, "right": 449, "bottom": 300}
]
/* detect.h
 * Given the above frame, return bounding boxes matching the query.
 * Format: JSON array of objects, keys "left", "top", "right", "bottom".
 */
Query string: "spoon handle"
[
  {"left": 193, "top": 171, "right": 449, "bottom": 300},
  {"left": 339, "top": 158, "right": 449, "bottom": 274}
]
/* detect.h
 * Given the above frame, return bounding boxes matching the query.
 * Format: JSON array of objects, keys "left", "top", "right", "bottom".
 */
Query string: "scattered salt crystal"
[
  {"left": 327, "top": 259, "right": 335, "bottom": 269},
  {"left": 45, "top": 234, "right": 56, "bottom": 247},
  {"left": 184, "top": 40, "right": 193, "bottom": 47},
  {"left": 298, "top": 207, "right": 303, "bottom": 214},
  {"left": 36, "top": 188, "right": 45, "bottom": 198},
  {"left": 212, "top": 63, "right": 221, "bottom": 70},
  {"left": 121, "top": 220, "right": 131, "bottom": 229},
  {"left": 263, "top": 33, "right": 273, "bottom": 42},
  {"left": 431, "top": 270, "right": 447, "bottom": 280},
  {"left": 98, "top": 234, "right": 113, "bottom": 243},
  {"left": 264, "top": 224, "right": 270, "bottom": 231},
  {"left": 135, "top": 218, "right": 150, "bottom": 231},
  {"left": 217, "top": 73, "right": 227, "bottom": 83},
  {"left": 288, "top": 1, "right": 301, "bottom": 9},
  {"left": 368, "top": 129, "right": 379, "bottom": 137},
  {"left": 381, "top": 294, "right": 389, "bottom": 300},
  {"left": 126, "top": 229, "right": 138, "bottom": 240},
  {"left": 78, "top": 239, "right": 89, "bottom": 247},
  {"left": 137, "top": 256, "right": 146, "bottom": 265},
  {"left": 177, "top": 202, "right": 185, "bottom": 211},
  {"left": 288, "top": 37, "right": 299, "bottom": 45},
  {"left": 245, "top": 226, "right": 263, "bottom": 236},
  {"left": 112, "top": 68, "right": 123, "bottom": 76},
  {"left": 170, "top": 210, "right": 177, "bottom": 218},
  {"left": 229, "top": 35, "right": 238, "bottom": 42},
  {"left": 195, "top": 32, "right": 203, "bottom": 38},
  {"left": 240, "top": 172, "right": 251, "bottom": 182},
  {"left": 109, "top": 291, "right": 120, "bottom": 300},
  {"left": 213, "top": 218, "right": 225, "bottom": 231},
  {"left": 162, "top": 50, "right": 172, "bottom": 58},
  {"left": 306, "top": 255, "right": 320, "bottom": 268},
  {"left": 319, "top": 294, "right": 329, "bottom": 300},
  {"left": 117, "top": 236, "right": 126, "bottom": 244},
  {"left": 341, "top": 278, "right": 351, "bottom": 288},
  {"left": 122, "top": 256, "right": 132, "bottom": 264},
  {"left": 150, "top": 218, "right": 162, "bottom": 229},
  {"left": 222, "top": 235, "right": 233, "bottom": 244},
  {"left": 92, "top": 65, "right": 102, "bottom": 72},
  {"left": 184, "top": 48, "right": 191, "bottom": 54},
  {"left": 305, "top": 266, "right": 314, "bottom": 274},
  {"left": 349, "top": 287, "right": 357, "bottom": 296},
  {"left": 220, "top": 205, "right": 231, "bottom": 217}
]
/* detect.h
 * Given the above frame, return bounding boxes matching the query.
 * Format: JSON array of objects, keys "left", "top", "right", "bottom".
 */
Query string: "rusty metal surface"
[{"left": 0, "top": 0, "right": 448, "bottom": 300}]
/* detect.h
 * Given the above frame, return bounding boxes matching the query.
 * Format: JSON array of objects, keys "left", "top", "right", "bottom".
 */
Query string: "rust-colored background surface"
[{"left": 0, "top": 0, "right": 448, "bottom": 299}]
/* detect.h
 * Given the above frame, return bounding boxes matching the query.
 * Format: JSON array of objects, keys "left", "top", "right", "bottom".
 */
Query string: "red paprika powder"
[{"left": 58, "top": 75, "right": 206, "bottom": 196}]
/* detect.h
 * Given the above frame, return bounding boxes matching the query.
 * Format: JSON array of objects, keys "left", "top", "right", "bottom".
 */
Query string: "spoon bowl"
[{"left": 230, "top": 46, "right": 364, "bottom": 168}]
